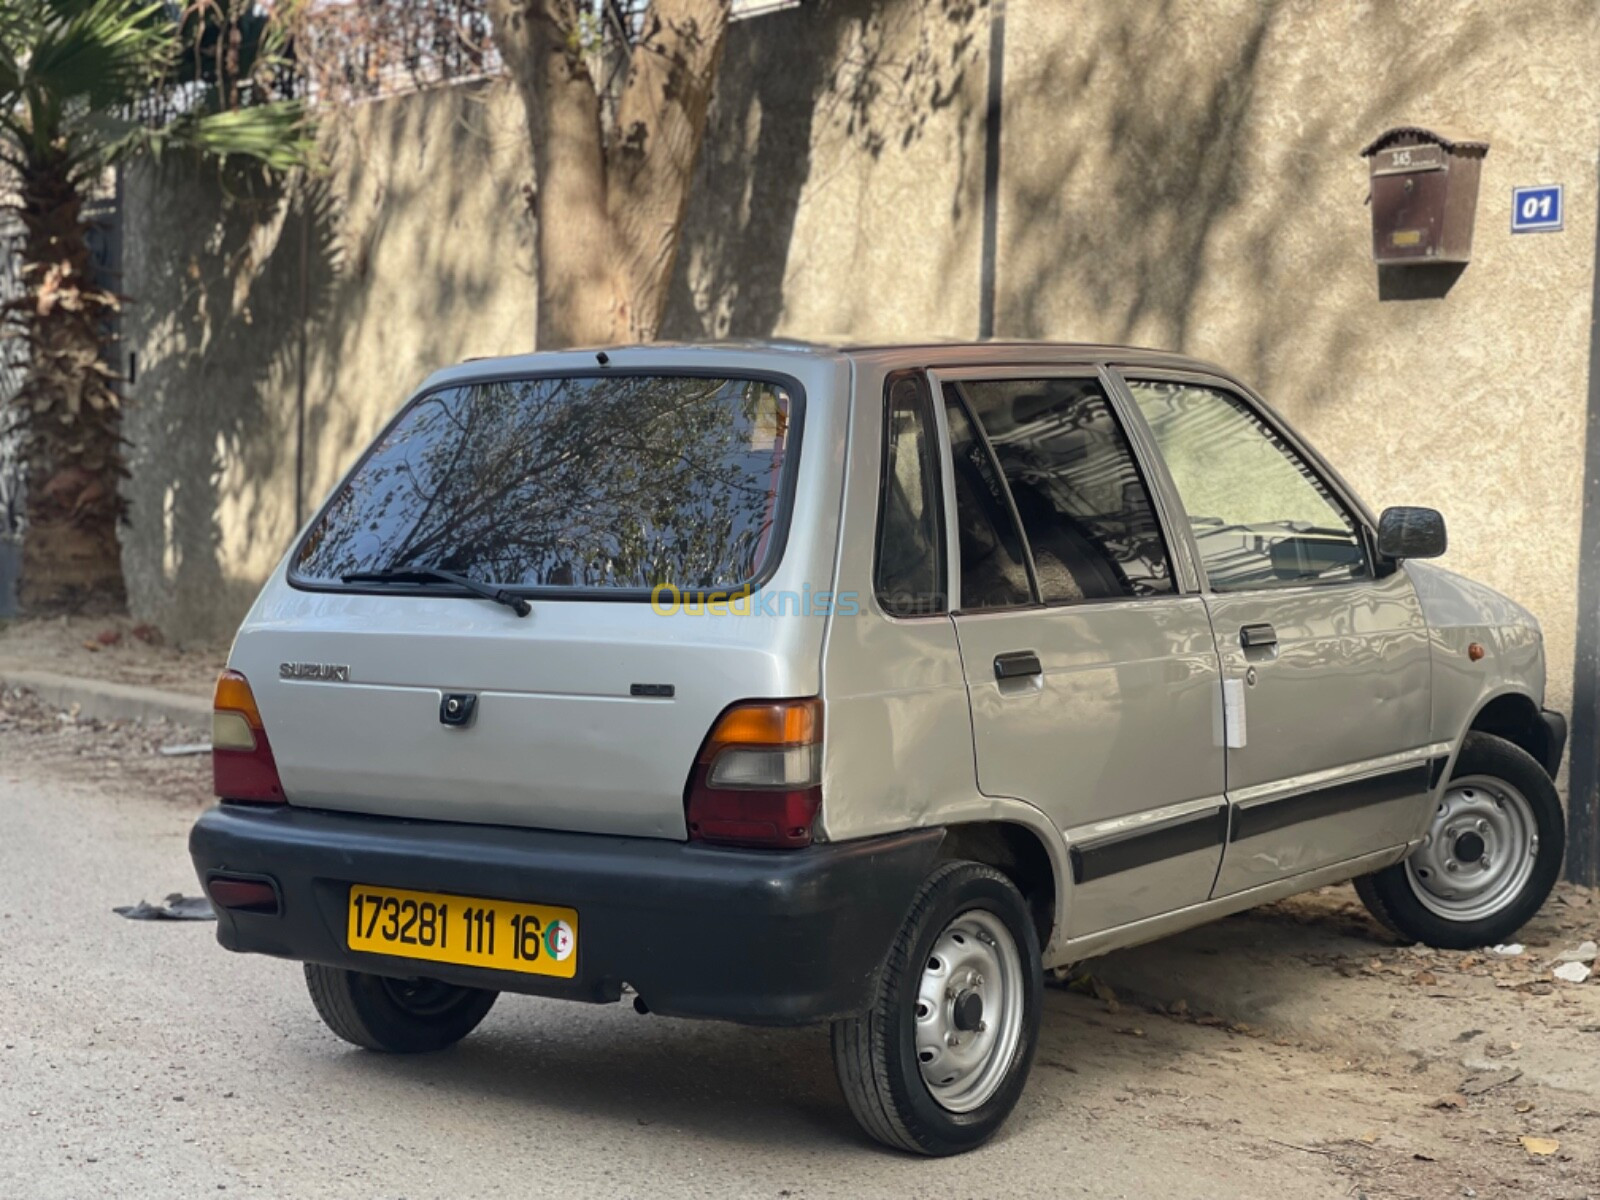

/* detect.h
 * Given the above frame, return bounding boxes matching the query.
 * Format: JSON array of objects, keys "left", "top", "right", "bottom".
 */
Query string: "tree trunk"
[
  {"left": 4, "top": 158, "right": 127, "bottom": 613},
  {"left": 605, "top": 0, "right": 730, "bottom": 341},
  {"left": 488, "top": 0, "right": 731, "bottom": 349}
]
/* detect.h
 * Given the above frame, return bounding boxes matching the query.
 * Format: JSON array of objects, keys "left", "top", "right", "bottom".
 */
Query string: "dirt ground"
[
  {"left": 0, "top": 684, "right": 214, "bottom": 804},
  {"left": 1, "top": 684, "right": 1597, "bottom": 1198},
  {"left": 0, "top": 616, "right": 229, "bottom": 698}
]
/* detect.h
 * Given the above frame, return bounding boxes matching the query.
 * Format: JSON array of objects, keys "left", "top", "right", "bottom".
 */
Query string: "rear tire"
[
  {"left": 1355, "top": 733, "right": 1564, "bottom": 950},
  {"left": 831, "top": 861, "right": 1042, "bottom": 1156},
  {"left": 304, "top": 964, "right": 498, "bottom": 1053}
]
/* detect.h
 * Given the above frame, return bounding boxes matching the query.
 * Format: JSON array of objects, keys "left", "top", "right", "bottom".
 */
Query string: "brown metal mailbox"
[{"left": 1361, "top": 126, "right": 1488, "bottom": 265}]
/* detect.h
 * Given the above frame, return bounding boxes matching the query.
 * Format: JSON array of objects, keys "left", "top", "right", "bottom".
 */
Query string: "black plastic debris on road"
[{"left": 114, "top": 893, "right": 215, "bottom": 921}]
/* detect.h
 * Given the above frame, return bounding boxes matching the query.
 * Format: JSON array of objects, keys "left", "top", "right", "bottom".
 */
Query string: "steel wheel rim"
[
  {"left": 913, "top": 908, "right": 1024, "bottom": 1113},
  {"left": 1405, "top": 774, "right": 1539, "bottom": 923}
]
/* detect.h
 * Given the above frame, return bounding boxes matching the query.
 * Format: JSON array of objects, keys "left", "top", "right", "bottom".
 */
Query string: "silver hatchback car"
[{"left": 191, "top": 341, "right": 1566, "bottom": 1155}]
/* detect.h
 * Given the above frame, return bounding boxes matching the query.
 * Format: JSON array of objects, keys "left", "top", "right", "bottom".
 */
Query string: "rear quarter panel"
[{"left": 818, "top": 357, "right": 1073, "bottom": 953}]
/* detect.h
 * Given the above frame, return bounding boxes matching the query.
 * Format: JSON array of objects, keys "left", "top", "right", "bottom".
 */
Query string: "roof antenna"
[{"left": 595, "top": 351, "right": 610, "bottom": 367}]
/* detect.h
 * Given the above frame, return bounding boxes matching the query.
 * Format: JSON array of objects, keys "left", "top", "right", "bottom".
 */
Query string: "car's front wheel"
[
  {"left": 831, "top": 861, "right": 1042, "bottom": 1156},
  {"left": 304, "top": 964, "right": 498, "bottom": 1053},
  {"left": 1355, "top": 732, "right": 1564, "bottom": 949}
]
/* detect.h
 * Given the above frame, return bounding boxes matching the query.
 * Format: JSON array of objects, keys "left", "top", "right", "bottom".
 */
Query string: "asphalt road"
[{"left": 3, "top": 747, "right": 1597, "bottom": 1199}]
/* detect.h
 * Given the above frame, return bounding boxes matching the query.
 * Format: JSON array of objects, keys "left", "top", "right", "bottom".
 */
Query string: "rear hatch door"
[{"left": 230, "top": 360, "right": 842, "bottom": 840}]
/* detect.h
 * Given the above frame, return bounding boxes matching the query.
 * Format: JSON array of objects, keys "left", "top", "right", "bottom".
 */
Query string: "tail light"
[
  {"left": 686, "top": 698, "right": 822, "bottom": 849},
  {"left": 213, "top": 670, "right": 286, "bottom": 803}
]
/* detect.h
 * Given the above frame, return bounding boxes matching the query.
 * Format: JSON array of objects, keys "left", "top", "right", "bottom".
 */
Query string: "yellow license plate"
[{"left": 346, "top": 885, "right": 578, "bottom": 979}]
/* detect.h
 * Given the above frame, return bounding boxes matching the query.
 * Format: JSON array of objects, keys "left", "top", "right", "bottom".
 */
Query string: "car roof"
[
  {"left": 429, "top": 338, "right": 1241, "bottom": 389},
  {"left": 411, "top": 338, "right": 1373, "bottom": 528}
]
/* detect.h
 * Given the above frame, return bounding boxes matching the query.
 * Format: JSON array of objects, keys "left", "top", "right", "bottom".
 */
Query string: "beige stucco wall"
[
  {"left": 122, "top": 83, "right": 536, "bottom": 639},
  {"left": 120, "top": 0, "right": 1599, "bottom": 729},
  {"left": 667, "top": 0, "right": 989, "bottom": 341}
]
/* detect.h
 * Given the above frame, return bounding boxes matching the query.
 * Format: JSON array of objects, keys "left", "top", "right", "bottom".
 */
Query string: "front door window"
[{"left": 1126, "top": 380, "right": 1366, "bottom": 591}]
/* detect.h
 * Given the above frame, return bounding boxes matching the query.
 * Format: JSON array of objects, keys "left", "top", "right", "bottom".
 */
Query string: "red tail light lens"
[
  {"left": 686, "top": 698, "right": 822, "bottom": 849},
  {"left": 212, "top": 670, "right": 286, "bottom": 803}
]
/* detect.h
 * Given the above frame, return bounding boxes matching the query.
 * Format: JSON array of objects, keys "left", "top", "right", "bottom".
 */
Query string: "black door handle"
[
  {"left": 1239, "top": 623, "right": 1278, "bottom": 650},
  {"left": 994, "top": 651, "right": 1043, "bottom": 680}
]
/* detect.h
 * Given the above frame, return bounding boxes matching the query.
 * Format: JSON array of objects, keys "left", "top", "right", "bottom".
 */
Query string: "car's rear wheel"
[
  {"left": 831, "top": 861, "right": 1042, "bottom": 1156},
  {"left": 304, "top": 964, "right": 498, "bottom": 1052},
  {"left": 1355, "top": 733, "right": 1564, "bottom": 949}
]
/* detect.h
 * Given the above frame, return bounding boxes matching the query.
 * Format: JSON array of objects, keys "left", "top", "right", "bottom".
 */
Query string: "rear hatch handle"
[{"left": 342, "top": 567, "right": 532, "bottom": 617}]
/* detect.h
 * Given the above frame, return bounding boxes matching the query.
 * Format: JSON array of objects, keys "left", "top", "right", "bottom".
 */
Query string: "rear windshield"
[{"left": 292, "top": 374, "right": 798, "bottom": 592}]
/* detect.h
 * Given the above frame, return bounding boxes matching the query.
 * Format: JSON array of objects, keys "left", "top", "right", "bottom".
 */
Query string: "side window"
[
  {"left": 1126, "top": 380, "right": 1368, "bottom": 591},
  {"left": 955, "top": 378, "right": 1175, "bottom": 601},
  {"left": 943, "top": 389, "right": 1033, "bottom": 610},
  {"left": 874, "top": 373, "right": 947, "bottom": 615}
]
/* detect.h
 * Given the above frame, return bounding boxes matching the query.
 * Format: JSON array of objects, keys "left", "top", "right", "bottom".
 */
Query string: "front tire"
[
  {"left": 831, "top": 861, "right": 1042, "bottom": 1156},
  {"left": 304, "top": 964, "right": 498, "bottom": 1053},
  {"left": 1355, "top": 733, "right": 1564, "bottom": 949}
]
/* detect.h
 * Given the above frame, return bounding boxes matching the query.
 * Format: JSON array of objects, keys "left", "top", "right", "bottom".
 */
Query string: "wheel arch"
[
  {"left": 937, "top": 818, "right": 1063, "bottom": 957},
  {"left": 1466, "top": 690, "right": 1559, "bottom": 779}
]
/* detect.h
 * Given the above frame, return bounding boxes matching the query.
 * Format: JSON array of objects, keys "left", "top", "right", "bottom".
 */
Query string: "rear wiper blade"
[{"left": 341, "top": 567, "right": 531, "bottom": 617}]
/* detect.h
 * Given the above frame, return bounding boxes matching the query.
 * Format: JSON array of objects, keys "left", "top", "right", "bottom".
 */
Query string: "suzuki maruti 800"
[{"left": 191, "top": 342, "right": 1566, "bottom": 1155}]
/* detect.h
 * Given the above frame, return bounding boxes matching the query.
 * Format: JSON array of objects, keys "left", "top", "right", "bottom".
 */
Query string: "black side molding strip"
[
  {"left": 1231, "top": 763, "right": 1431, "bottom": 844},
  {"left": 1071, "top": 805, "right": 1228, "bottom": 885}
]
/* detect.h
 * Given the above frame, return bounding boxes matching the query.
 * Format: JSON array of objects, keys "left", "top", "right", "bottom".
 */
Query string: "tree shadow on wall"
[
  {"left": 120, "top": 166, "right": 341, "bottom": 642},
  {"left": 662, "top": 0, "right": 989, "bottom": 340},
  {"left": 1000, "top": 0, "right": 1280, "bottom": 356},
  {"left": 121, "top": 83, "right": 536, "bottom": 641},
  {"left": 292, "top": 85, "right": 536, "bottom": 529},
  {"left": 997, "top": 0, "right": 1501, "bottom": 405}
]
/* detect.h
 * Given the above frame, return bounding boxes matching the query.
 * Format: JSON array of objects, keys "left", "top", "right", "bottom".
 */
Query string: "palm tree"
[{"left": 0, "top": 0, "right": 309, "bottom": 612}]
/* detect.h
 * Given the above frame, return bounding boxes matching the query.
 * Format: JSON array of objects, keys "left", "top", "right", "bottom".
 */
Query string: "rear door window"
[
  {"left": 293, "top": 374, "right": 797, "bottom": 592},
  {"left": 952, "top": 378, "right": 1175, "bottom": 601}
]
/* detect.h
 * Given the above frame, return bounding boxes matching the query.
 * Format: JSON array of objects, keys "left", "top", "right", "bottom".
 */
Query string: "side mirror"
[{"left": 1377, "top": 506, "right": 1447, "bottom": 560}]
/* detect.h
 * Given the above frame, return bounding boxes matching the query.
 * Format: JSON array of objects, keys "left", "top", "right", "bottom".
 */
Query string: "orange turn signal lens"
[
  {"left": 212, "top": 669, "right": 286, "bottom": 803},
  {"left": 699, "top": 698, "right": 821, "bottom": 761},
  {"left": 214, "top": 669, "right": 264, "bottom": 729}
]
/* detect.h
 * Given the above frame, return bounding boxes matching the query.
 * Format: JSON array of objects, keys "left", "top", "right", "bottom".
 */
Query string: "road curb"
[{"left": 0, "top": 665, "right": 210, "bottom": 731}]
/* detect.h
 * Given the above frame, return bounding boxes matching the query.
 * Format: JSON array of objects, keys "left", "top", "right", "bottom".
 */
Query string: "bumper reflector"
[{"left": 206, "top": 875, "right": 280, "bottom": 914}]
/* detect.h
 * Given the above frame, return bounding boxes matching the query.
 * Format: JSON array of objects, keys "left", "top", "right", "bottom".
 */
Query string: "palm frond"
[
  {"left": 0, "top": 2, "right": 38, "bottom": 103},
  {"left": 25, "top": 0, "right": 172, "bottom": 112},
  {"left": 147, "top": 100, "right": 312, "bottom": 171},
  {"left": 2, "top": 0, "right": 312, "bottom": 175}
]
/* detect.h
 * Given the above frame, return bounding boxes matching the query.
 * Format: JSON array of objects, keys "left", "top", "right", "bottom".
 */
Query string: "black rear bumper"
[{"left": 189, "top": 805, "right": 943, "bottom": 1026}]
